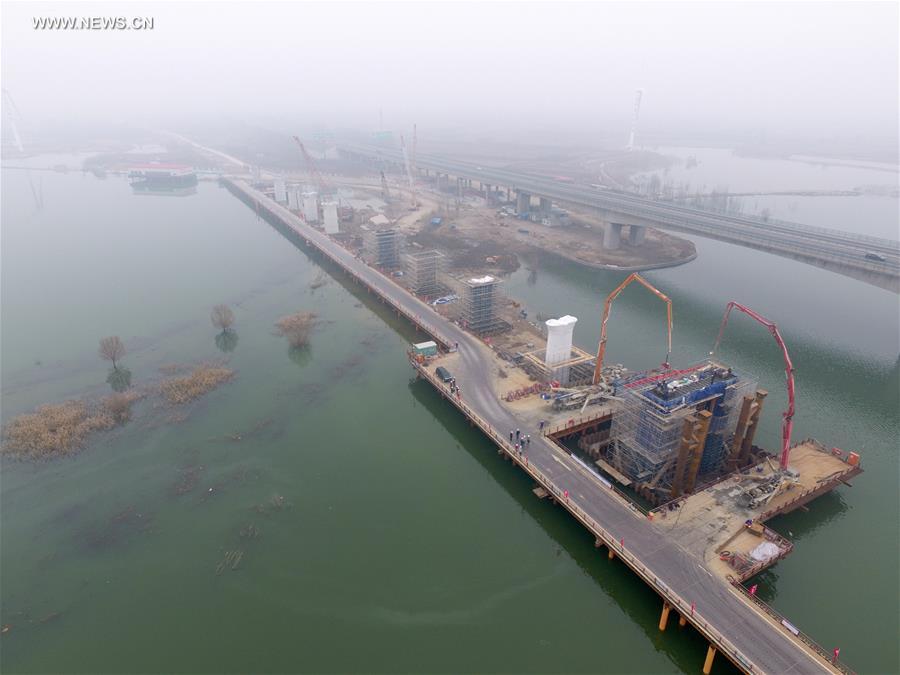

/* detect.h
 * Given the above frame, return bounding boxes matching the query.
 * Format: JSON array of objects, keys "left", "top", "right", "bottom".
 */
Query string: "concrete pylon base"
[{"left": 603, "top": 223, "right": 623, "bottom": 250}]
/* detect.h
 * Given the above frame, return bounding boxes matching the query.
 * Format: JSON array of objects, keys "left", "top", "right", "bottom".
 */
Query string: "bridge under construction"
[{"left": 224, "top": 176, "right": 861, "bottom": 675}]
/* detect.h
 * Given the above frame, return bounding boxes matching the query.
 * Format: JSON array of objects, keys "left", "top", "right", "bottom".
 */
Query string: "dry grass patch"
[
  {"left": 103, "top": 390, "right": 145, "bottom": 424},
  {"left": 160, "top": 365, "right": 235, "bottom": 404}
]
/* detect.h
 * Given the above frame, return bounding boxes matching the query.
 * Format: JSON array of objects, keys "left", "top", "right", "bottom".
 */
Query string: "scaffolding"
[
  {"left": 520, "top": 345, "right": 596, "bottom": 386},
  {"left": 606, "top": 360, "right": 757, "bottom": 500},
  {"left": 457, "top": 275, "right": 509, "bottom": 336},
  {"left": 364, "top": 228, "right": 401, "bottom": 270},
  {"left": 403, "top": 249, "right": 446, "bottom": 297}
]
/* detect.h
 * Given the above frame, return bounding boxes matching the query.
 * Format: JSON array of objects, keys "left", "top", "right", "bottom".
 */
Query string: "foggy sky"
[{"left": 2, "top": 1, "right": 899, "bottom": 147}]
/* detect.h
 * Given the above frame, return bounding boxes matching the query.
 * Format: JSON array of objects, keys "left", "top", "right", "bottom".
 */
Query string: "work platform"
[
  {"left": 225, "top": 177, "right": 859, "bottom": 675},
  {"left": 653, "top": 441, "right": 861, "bottom": 583}
]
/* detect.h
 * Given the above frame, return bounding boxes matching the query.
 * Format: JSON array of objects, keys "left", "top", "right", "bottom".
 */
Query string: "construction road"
[{"left": 226, "top": 178, "right": 839, "bottom": 674}]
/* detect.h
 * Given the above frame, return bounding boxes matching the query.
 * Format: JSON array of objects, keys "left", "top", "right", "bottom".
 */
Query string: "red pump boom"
[{"left": 711, "top": 302, "right": 795, "bottom": 471}]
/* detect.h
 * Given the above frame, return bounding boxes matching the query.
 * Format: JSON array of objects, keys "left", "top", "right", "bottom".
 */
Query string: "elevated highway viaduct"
[{"left": 338, "top": 143, "right": 899, "bottom": 293}]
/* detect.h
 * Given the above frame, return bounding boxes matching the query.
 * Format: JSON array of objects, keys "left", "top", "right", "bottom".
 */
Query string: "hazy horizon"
[{"left": 2, "top": 1, "right": 899, "bottom": 156}]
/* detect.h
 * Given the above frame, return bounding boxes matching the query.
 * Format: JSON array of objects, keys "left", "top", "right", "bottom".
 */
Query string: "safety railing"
[{"left": 731, "top": 581, "right": 854, "bottom": 675}]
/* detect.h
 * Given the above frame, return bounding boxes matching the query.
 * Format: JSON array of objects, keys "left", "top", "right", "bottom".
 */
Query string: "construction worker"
[
  {"left": 539, "top": 420, "right": 545, "bottom": 431},
  {"left": 509, "top": 430, "right": 514, "bottom": 442},
  {"left": 515, "top": 429, "right": 520, "bottom": 440}
]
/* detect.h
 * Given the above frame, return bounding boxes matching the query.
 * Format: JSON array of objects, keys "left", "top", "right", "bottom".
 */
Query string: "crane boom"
[
  {"left": 380, "top": 171, "right": 391, "bottom": 201},
  {"left": 400, "top": 134, "right": 417, "bottom": 208},
  {"left": 292, "top": 135, "right": 330, "bottom": 197},
  {"left": 2, "top": 88, "right": 24, "bottom": 153},
  {"left": 592, "top": 272, "right": 673, "bottom": 385},
  {"left": 711, "top": 301, "right": 795, "bottom": 471}
]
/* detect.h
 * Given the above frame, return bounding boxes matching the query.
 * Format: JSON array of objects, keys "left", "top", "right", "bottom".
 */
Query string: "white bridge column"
[
  {"left": 545, "top": 315, "right": 578, "bottom": 385},
  {"left": 539, "top": 197, "right": 553, "bottom": 214},
  {"left": 603, "top": 223, "right": 623, "bottom": 250},
  {"left": 516, "top": 191, "right": 531, "bottom": 214},
  {"left": 629, "top": 225, "right": 647, "bottom": 246}
]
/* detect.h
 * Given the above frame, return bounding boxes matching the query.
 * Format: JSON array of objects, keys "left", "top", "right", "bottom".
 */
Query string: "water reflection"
[
  {"left": 288, "top": 344, "right": 312, "bottom": 367},
  {"left": 215, "top": 330, "right": 239, "bottom": 353},
  {"left": 106, "top": 367, "right": 132, "bottom": 392},
  {"left": 130, "top": 185, "right": 197, "bottom": 197}
]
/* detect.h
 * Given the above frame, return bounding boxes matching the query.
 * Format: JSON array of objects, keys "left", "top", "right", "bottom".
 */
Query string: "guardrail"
[{"left": 731, "top": 581, "right": 854, "bottom": 675}]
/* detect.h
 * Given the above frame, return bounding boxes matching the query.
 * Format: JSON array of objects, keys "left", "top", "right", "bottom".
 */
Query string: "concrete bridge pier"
[
  {"left": 603, "top": 222, "right": 623, "bottom": 250},
  {"left": 516, "top": 191, "right": 531, "bottom": 214},
  {"left": 702, "top": 645, "right": 717, "bottom": 675},
  {"left": 629, "top": 225, "right": 647, "bottom": 246},
  {"left": 658, "top": 602, "right": 671, "bottom": 631},
  {"left": 539, "top": 197, "right": 553, "bottom": 214},
  {"left": 436, "top": 173, "right": 449, "bottom": 192}
]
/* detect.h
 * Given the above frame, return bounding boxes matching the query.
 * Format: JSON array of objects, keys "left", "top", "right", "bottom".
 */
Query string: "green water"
[{"left": 1, "top": 167, "right": 897, "bottom": 674}]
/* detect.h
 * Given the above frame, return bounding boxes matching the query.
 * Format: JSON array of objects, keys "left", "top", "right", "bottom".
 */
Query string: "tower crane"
[
  {"left": 400, "top": 134, "right": 417, "bottom": 208},
  {"left": 711, "top": 302, "right": 795, "bottom": 472},
  {"left": 3, "top": 88, "right": 42, "bottom": 211},
  {"left": 380, "top": 170, "right": 391, "bottom": 202},
  {"left": 2, "top": 88, "right": 25, "bottom": 153},
  {"left": 411, "top": 124, "right": 418, "bottom": 187},
  {"left": 592, "top": 272, "right": 673, "bottom": 385}
]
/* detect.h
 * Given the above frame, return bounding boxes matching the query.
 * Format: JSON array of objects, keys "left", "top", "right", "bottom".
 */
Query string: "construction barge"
[{"left": 225, "top": 176, "right": 860, "bottom": 675}]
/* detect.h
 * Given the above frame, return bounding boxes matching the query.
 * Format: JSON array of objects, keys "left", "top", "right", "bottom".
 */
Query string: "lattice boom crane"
[{"left": 292, "top": 135, "right": 332, "bottom": 197}]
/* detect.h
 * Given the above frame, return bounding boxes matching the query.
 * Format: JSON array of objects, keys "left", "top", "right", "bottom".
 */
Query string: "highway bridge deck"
[
  {"left": 224, "top": 177, "right": 853, "bottom": 674},
  {"left": 339, "top": 143, "right": 899, "bottom": 293}
]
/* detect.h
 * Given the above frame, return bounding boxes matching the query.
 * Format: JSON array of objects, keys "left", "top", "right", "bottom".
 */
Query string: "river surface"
[
  {"left": 635, "top": 145, "right": 899, "bottom": 241},
  {"left": 1, "top": 153, "right": 897, "bottom": 674}
]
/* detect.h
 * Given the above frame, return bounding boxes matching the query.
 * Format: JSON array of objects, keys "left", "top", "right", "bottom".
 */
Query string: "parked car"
[{"left": 435, "top": 366, "right": 453, "bottom": 383}]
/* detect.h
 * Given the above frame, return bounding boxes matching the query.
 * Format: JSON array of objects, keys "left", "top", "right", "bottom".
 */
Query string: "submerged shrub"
[{"left": 274, "top": 312, "right": 318, "bottom": 349}]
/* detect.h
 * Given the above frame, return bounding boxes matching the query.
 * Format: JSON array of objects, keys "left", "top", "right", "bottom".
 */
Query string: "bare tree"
[
  {"left": 98, "top": 336, "right": 125, "bottom": 370},
  {"left": 211, "top": 304, "right": 235, "bottom": 333},
  {"left": 274, "top": 312, "right": 317, "bottom": 348}
]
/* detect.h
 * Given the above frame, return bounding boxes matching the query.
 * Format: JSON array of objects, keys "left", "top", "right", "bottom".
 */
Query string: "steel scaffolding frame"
[
  {"left": 364, "top": 228, "right": 401, "bottom": 270},
  {"left": 403, "top": 249, "right": 446, "bottom": 297},
  {"left": 457, "top": 275, "right": 508, "bottom": 336},
  {"left": 607, "top": 361, "right": 757, "bottom": 492}
]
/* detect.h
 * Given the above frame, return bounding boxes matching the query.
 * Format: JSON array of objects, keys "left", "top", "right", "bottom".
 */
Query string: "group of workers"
[{"left": 508, "top": 428, "right": 533, "bottom": 454}]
